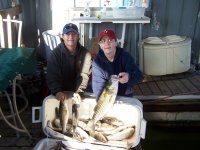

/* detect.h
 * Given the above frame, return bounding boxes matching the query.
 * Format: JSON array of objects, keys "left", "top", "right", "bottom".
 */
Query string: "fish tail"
[
  {"left": 85, "top": 120, "right": 95, "bottom": 136},
  {"left": 89, "top": 128, "right": 95, "bottom": 137}
]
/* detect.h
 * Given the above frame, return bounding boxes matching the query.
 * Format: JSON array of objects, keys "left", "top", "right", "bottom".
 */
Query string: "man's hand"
[
  {"left": 72, "top": 93, "right": 82, "bottom": 104},
  {"left": 55, "top": 92, "right": 66, "bottom": 101},
  {"left": 118, "top": 72, "right": 129, "bottom": 84}
]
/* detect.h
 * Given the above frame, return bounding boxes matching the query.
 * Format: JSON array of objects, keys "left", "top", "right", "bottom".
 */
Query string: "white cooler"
[
  {"left": 142, "top": 35, "right": 191, "bottom": 75},
  {"left": 33, "top": 92, "right": 146, "bottom": 150}
]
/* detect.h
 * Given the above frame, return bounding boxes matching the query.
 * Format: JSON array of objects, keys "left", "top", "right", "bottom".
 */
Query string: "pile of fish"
[{"left": 46, "top": 75, "right": 136, "bottom": 149}]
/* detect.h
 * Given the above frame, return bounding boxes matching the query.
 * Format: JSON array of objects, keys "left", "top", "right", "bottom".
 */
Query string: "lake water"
[{"left": 141, "top": 121, "right": 200, "bottom": 150}]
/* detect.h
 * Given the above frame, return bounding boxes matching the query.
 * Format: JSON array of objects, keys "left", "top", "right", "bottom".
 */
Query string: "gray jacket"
[{"left": 47, "top": 42, "right": 92, "bottom": 95}]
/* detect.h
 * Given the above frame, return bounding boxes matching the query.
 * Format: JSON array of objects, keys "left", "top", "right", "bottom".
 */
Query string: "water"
[{"left": 141, "top": 122, "right": 200, "bottom": 150}]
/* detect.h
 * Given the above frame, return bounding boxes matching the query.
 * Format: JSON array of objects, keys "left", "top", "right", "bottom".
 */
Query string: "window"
[{"left": 74, "top": 0, "right": 131, "bottom": 8}]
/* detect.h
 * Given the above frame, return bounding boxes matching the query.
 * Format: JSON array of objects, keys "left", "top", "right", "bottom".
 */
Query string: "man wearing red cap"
[
  {"left": 92, "top": 29, "right": 143, "bottom": 99},
  {"left": 47, "top": 23, "right": 92, "bottom": 101},
  {"left": 92, "top": 29, "right": 143, "bottom": 149}
]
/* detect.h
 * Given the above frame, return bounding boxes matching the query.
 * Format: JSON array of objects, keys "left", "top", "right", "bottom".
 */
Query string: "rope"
[{"left": 0, "top": 75, "right": 32, "bottom": 138}]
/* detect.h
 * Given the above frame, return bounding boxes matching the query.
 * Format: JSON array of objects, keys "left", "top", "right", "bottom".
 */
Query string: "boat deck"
[
  {"left": 0, "top": 70, "right": 200, "bottom": 149},
  {"left": 134, "top": 70, "right": 200, "bottom": 112},
  {"left": 0, "top": 107, "right": 45, "bottom": 150},
  {"left": 136, "top": 70, "right": 200, "bottom": 96}
]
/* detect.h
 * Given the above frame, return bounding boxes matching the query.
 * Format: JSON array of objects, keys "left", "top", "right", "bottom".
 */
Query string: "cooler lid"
[
  {"left": 143, "top": 37, "right": 166, "bottom": 44},
  {"left": 161, "top": 35, "right": 186, "bottom": 44},
  {"left": 143, "top": 35, "right": 187, "bottom": 45}
]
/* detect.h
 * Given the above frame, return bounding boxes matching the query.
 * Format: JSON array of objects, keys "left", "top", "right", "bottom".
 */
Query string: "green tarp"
[{"left": 0, "top": 47, "right": 36, "bottom": 92}]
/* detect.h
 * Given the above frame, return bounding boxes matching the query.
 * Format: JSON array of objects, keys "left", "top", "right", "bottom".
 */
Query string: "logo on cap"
[{"left": 98, "top": 29, "right": 117, "bottom": 41}]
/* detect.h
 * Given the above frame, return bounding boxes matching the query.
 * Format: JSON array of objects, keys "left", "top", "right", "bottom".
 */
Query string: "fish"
[
  {"left": 47, "top": 120, "right": 72, "bottom": 133},
  {"left": 53, "top": 118, "right": 61, "bottom": 128},
  {"left": 101, "top": 117, "right": 124, "bottom": 126},
  {"left": 47, "top": 120, "right": 63, "bottom": 133},
  {"left": 106, "top": 127, "right": 135, "bottom": 141},
  {"left": 86, "top": 75, "right": 119, "bottom": 135},
  {"left": 55, "top": 107, "right": 59, "bottom": 118},
  {"left": 59, "top": 100, "right": 69, "bottom": 133},
  {"left": 72, "top": 93, "right": 81, "bottom": 137},
  {"left": 101, "top": 125, "right": 134, "bottom": 135},
  {"left": 53, "top": 118, "right": 73, "bottom": 130},
  {"left": 95, "top": 122, "right": 117, "bottom": 132},
  {"left": 94, "top": 131, "right": 108, "bottom": 143},
  {"left": 73, "top": 127, "right": 91, "bottom": 141}
]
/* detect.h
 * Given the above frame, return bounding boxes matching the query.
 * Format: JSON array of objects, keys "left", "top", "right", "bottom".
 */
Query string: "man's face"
[
  {"left": 99, "top": 36, "right": 117, "bottom": 55},
  {"left": 62, "top": 32, "right": 79, "bottom": 47}
]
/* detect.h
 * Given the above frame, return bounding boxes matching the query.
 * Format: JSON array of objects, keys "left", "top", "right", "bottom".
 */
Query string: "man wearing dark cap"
[
  {"left": 47, "top": 23, "right": 92, "bottom": 101},
  {"left": 92, "top": 29, "right": 143, "bottom": 99},
  {"left": 92, "top": 29, "right": 143, "bottom": 150}
]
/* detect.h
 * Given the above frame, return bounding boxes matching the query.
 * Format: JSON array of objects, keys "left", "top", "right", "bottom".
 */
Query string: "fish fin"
[{"left": 89, "top": 129, "right": 95, "bottom": 137}]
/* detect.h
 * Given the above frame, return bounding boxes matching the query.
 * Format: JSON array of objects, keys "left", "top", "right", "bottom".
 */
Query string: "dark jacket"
[
  {"left": 47, "top": 42, "right": 92, "bottom": 95},
  {"left": 92, "top": 47, "right": 143, "bottom": 99}
]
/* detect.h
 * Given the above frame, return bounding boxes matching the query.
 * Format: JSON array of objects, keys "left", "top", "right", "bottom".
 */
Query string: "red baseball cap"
[{"left": 98, "top": 29, "right": 117, "bottom": 41}]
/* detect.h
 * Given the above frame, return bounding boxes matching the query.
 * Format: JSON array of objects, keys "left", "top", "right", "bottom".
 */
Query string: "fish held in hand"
[
  {"left": 59, "top": 100, "right": 69, "bottom": 133},
  {"left": 86, "top": 75, "right": 119, "bottom": 134},
  {"left": 72, "top": 93, "right": 81, "bottom": 137}
]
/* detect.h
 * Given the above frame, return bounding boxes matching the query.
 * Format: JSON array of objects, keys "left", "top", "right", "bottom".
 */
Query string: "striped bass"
[
  {"left": 46, "top": 120, "right": 72, "bottom": 133},
  {"left": 106, "top": 127, "right": 135, "bottom": 141},
  {"left": 94, "top": 131, "right": 108, "bottom": 143},
  {"left": 101, "top": 117, "right": 124, "bottom": 126},
  {"left": 59, "top": 100, "right": 69, "bottom": 133},
  {"left": 95, "top": 122, "right": 117, "bottom": 132},
  {"left": 86, "top": 75, "right": 119, "bottom": 134},
  {"left": 101, "top": 125, "right": 133, "bottom": 135},
  {"left": 73, "top": 127, "right": 90, "bottom": 141},
  {"left": 72, "top": 93, "right": 81, "bottom": 137}
]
